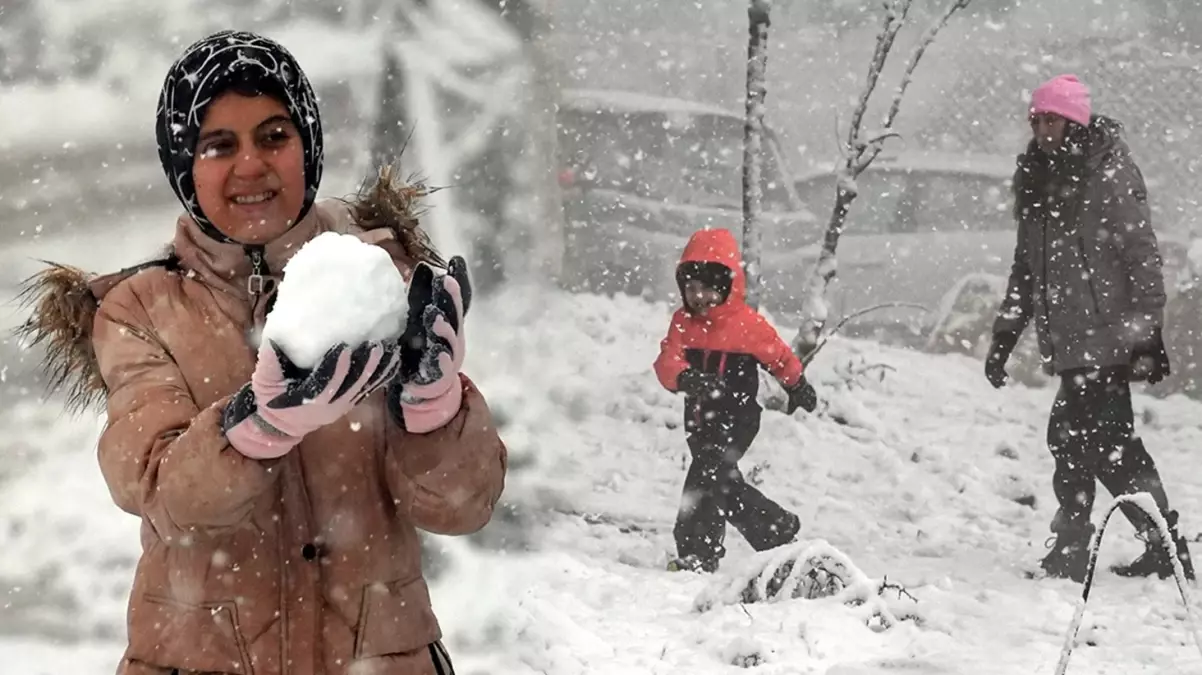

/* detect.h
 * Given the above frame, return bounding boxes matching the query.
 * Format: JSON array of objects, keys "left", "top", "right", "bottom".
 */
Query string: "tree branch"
[
  {"left": 833, "top": 110, "right": 846, "bottom": 159},
  {"left": 882, "top": 0, "right": 973, "bottom": 130},
  {"left": 803, "top": 301, "right": 930, "bottom": 364},
  {"left": 845, "top": 0, "right": 912, "bottom": 153},
  {"left": 854, "top": 0, "right": 972, "bottom": 177},
  {"left": 879, "top": 576, "right": 919, "bottom": 604}
]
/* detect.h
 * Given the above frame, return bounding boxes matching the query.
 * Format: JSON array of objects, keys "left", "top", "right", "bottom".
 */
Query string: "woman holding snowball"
[{"left": 19, "top": 30, "right": 504, "bottom": 675}]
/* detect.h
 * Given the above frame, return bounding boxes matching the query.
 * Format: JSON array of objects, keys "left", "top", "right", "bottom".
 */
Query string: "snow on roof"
[
  {"left": 559, "top": 88, "right": 745, "bottom": 122},
  {"left": 794, "top": 151, "right": 1016, "bottom": 185}
]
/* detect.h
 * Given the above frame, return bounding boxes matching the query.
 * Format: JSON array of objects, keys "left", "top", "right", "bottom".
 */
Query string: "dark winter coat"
[
  {"left": 654, "top": 229, "right": 803, "bottom": 428},
  {"left": 994, "top": 115, "right": 1165, "bottom": 374}
]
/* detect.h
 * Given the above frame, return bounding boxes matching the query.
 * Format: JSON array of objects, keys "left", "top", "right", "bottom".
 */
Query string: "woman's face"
[
  {"left": 1030, "top": 112, "right": 1069, "bottom": 155},
  {"left": 192, "top": 92, "right": 306, "bottom": 244}
]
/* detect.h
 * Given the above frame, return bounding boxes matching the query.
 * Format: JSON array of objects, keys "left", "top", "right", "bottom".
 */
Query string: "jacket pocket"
[
  {"left": 354, "top": 575, "right": 442, "bottom": 659},
  {"left": 127, "top": 595, "right": 253, "bottom": 675},
  {"left": 1076, "top": 237, "right": 1103, "bottom": 318}
]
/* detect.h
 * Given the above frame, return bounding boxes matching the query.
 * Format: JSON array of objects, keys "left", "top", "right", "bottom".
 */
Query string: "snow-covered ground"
[{"left": 6, "top": 284, "right": 1202, "bottom": 673}]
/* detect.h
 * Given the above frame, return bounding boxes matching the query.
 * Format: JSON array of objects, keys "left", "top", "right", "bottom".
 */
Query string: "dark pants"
[
  {"left": 674, "top": 410, "right": 800, "bottom": 562},
  {"left": 1047, "top": 366, "right": 1170, "bottom": 533}
]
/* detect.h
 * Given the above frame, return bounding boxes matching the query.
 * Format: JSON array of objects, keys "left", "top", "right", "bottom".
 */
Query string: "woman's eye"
[
  {"left": 262, "top": 128, "right": 292, "bottom": 146},
  {"left": 198, "top": 141, "right": 233, "bottom": 159}
]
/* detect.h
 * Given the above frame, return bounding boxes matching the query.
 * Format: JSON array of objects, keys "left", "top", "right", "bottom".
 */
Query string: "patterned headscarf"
[{"left": 155, "top": 30, "right": 324, "bottom": 244}]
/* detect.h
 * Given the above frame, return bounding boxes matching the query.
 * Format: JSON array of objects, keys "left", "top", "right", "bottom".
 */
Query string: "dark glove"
[
  {"left": 1130, "top": 326, "right": 1170, "bottom": 385},
  {"left": 389, "top": 256, "right": 472, "bottom": 433},
  {"left": 398, "top": 256, "right": 472, "bottom": 383},
  {"left": 676, "top": 368, "right": 723, "bottom": 399},
  {"left": 985, "top": 330, "right": 1019, "bottom": 389},
  {"left": 785, "top": 377, "right": 818, "bottom": 414}
]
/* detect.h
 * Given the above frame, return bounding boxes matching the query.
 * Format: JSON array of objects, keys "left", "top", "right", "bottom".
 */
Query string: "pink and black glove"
[
  {"left": 224, "top": 339, "right": 402, "bottom": 459},
  {"left": 389, "top": 256, "right": 472, "bottom": 434}
]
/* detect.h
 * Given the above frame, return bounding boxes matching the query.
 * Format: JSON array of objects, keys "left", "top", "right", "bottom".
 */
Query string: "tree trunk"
[
  {"left": 370, "top": 45, "right": 408, "bottom": 171},
  {"left": 742, "top": 0, "right": 772, "bottom": 311},
  {"left": 794, "top": 174, "right": 857, "bottom": 357}
]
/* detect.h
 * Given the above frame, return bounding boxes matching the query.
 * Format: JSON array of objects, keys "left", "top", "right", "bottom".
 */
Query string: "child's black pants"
[{"left": 674, "top": 410, "right": 800, "bottom": 563}]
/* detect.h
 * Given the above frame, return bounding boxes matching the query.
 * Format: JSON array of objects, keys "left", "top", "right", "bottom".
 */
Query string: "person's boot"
[
  {"left": 1039, "top": 518, "right": 1096, "bottom": 583},
  {"left": 667, "top": 553, "right": 719, "bottom": 573},
  {"left": 1111, "top": 509, "right": 1196, "bottom": 581}
]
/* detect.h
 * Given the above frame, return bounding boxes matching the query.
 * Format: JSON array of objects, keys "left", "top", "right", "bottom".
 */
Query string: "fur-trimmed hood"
[{"left": 15, "top": 164, "right": 442, "bottom": 413}]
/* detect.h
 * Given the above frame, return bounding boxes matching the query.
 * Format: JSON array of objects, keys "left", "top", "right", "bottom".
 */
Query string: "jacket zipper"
[
  {"left": 1035, "top": 215, "right": 1056, "bottom": 363},
  {"left": 692, "top": 350, "right": 708, "bottom": 425},
  {"left": 1075, "top": 237, "right": 1100, "bottom": 316},
  {"left": 246, "top": 245, "right": 268, "bottom": 299}
]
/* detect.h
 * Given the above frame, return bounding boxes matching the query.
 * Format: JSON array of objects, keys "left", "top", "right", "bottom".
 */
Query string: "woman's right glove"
[
  {"left": 224, "top": 339, "right": 401, "bottom": 459},
  {"left": 985, "top": 330, "right": 1018, "bottom": 389}
]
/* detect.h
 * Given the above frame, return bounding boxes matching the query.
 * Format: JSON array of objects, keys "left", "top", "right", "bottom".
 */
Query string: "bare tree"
[
  {"left": 370, "top": 0, "right": 560, "bottom": 293},
  {"left": 742, "top": 0, "right": 772, "bottom": 310},
  {"left": 370, "top": 46, "right": 409, "bottom": 171},
  {"left": 791, "top": 0, "right": 973, "bottom": 359}
]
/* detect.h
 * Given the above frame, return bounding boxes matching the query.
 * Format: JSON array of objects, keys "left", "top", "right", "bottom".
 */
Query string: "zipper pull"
[{"left": 247, "top": 247, "right": 266, "bottom": 297}]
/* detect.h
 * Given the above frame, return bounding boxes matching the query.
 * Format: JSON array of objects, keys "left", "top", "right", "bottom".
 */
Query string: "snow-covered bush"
[
  {"left": 719, "top": 636, "right": 767, "bottom": 668},
  {"left": 694, "top": 540, "right": 923, "bottom": 630}
]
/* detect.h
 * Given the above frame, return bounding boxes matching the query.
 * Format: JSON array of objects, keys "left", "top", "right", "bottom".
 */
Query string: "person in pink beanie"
[
  {"left": 1030, "top": 73, "right": 1092, "bottom": 122},
  {"left": 985, "top": 73, "right": 1193, "bottom": 583}
]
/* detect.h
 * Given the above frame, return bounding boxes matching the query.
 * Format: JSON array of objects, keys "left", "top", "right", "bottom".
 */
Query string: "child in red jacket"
[{"left": 654, "top": 228, "right": 817, "bottom": 573}]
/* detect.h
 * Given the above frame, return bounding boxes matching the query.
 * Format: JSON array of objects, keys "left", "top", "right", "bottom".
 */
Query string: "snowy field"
[{"left": 5, "top": 283, "right": 1202, "bottom": 673}]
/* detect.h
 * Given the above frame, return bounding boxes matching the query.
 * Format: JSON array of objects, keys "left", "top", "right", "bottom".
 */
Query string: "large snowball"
[{"left": 261, "top": 231, "right": 408, "bottom": 369}]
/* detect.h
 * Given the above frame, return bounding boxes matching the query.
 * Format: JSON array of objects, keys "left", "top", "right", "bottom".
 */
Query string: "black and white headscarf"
[{"left": 155, "top": 30, "right": 324, "bottom": 244}]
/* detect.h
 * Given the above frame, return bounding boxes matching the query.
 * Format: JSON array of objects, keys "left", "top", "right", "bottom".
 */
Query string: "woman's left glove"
[
  {"left": 1130, "top": 325, "right": 1171, "bottom": 385},
  {"left": 390, "top": 256, "right": 472, "bottom": 433}
]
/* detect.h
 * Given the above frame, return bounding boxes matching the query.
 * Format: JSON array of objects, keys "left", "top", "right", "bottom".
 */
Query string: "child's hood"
[{"left": 678, "top": 228, "right": 746, "bottom": 308}]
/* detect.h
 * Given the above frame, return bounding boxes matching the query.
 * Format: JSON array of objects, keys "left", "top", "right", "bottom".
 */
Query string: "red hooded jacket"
[{"left": 654, "top": 229, "right": 803, "bottom": 410}]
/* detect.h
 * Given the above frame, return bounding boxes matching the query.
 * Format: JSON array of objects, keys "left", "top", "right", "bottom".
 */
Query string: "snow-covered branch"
[
  {"left": 792, "top": 0, "right": 972, "bottom": 359},
  {"left": 1054, "top": 493, "right": 1202, "bottom": 674},
  {"left": 803, "top": 301, "right": 929, "bottom": 365},
  {"left": 845, "top": 0, "right": 911, "bottom": 156}
]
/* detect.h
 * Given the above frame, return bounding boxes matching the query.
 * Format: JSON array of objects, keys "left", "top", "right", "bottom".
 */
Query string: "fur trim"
[
  {"left": 14, "top": 255, "right": 176, "bottom": 413},
  {"left": 14, "top": 263, "right": 105, "bottom": 412},
  {"left": 343, "top": 162, "right": 445, "bottom": 268}
]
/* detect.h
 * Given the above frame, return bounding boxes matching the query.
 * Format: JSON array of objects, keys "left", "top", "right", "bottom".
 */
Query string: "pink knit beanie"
[{"left": 1029, "top": 74, "right": 1092, "bottom": 127}]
